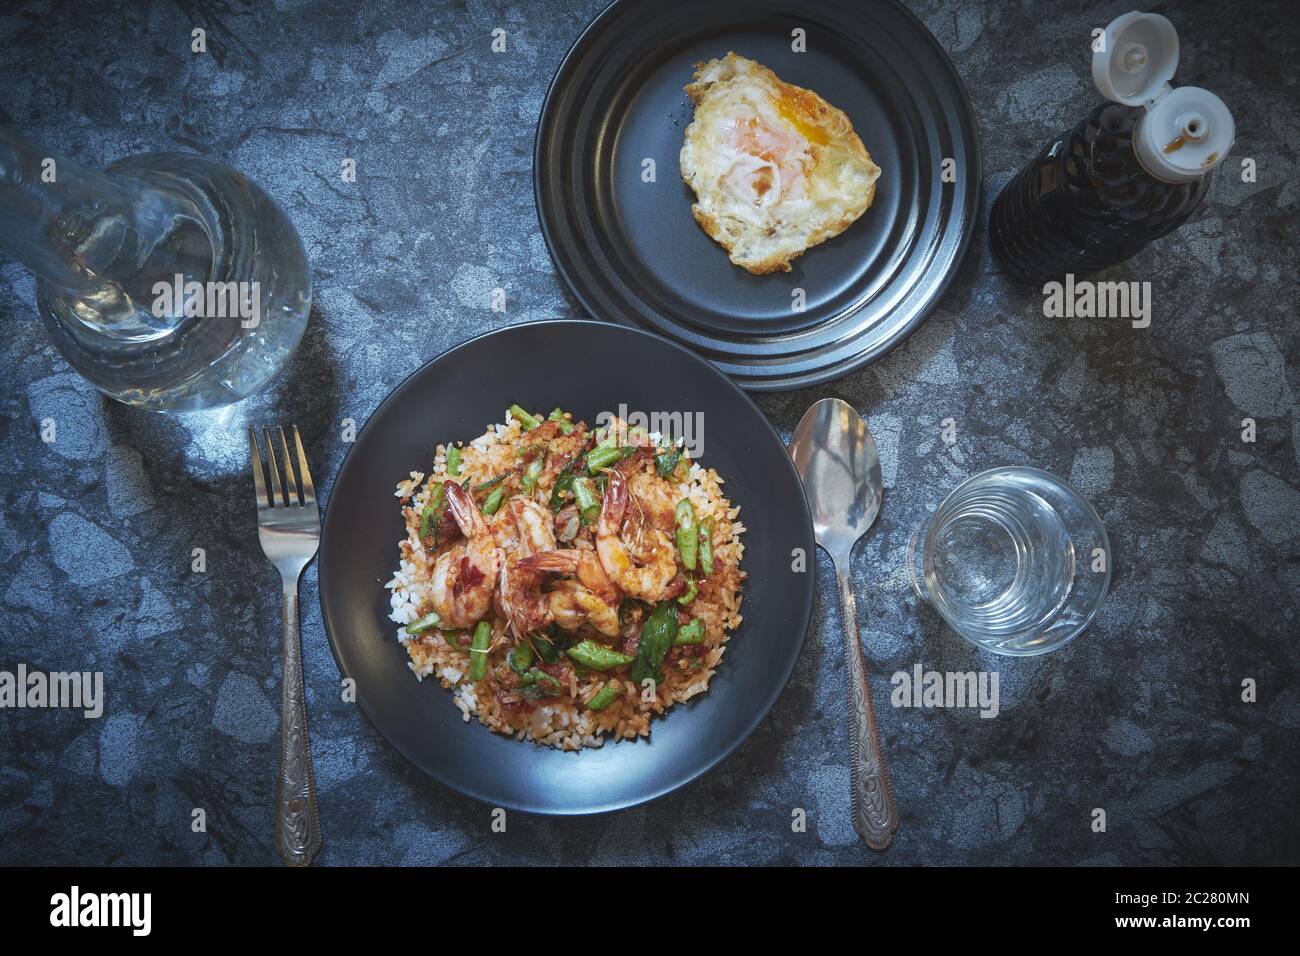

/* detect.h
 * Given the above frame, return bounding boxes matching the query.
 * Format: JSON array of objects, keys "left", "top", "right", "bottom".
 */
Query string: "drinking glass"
[{"left": 907, "top": 466, "right": 1111, "bottom": 655}]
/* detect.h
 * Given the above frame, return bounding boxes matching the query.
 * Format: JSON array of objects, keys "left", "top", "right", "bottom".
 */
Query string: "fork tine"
[
  {"left": 264, "top": 427, "right": 285, "bottom": 507},
  {"left": 293, "top": 426, "right": 316, "bottom": 506},
  {"left": 248, "top": 427, "right": 269, "bottom": 510},
  {"left": 278, "top": 426, "right": 299, "bottom": 506}
]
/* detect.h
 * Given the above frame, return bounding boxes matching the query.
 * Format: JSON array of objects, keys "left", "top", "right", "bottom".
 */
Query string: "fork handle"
[
  {"left": 836, "top": 565, "right": 899, "bottom": 850},
  {"left": 277, "top": 584, "right": 321, "bottom": 866}
]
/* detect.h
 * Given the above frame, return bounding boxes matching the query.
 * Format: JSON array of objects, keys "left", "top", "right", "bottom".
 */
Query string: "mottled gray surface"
[{"left": 1, "top": 0, "right": 1297, "bottom": 866}]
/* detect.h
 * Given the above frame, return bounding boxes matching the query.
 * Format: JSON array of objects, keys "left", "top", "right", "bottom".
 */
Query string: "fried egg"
[{"left": 679, "top": 53, "right": 881, "bottom": 274}]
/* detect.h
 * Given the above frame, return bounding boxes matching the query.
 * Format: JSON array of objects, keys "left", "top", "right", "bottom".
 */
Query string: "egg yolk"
[{"left": 775, "top": 88, "right": 830, "bottom": 146}]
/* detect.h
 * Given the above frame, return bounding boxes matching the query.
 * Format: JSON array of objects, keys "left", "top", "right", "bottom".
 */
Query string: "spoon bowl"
[{"left": 789, "top": 398, "right": 883, "bottom": 561}]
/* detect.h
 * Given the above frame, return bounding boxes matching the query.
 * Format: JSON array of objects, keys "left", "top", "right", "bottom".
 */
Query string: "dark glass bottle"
[{"left": 989, "top": 102, "right": 1212, "bottom": 285}]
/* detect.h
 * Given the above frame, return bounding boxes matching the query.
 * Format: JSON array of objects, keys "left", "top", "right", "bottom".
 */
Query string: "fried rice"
[{"left": 385, "top": 407, "right": 746, "bottom": 750}]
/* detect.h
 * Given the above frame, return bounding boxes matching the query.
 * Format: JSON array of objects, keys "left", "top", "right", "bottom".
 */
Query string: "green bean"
[
  {"left": 547, "top": 408, "right": 576, "bottom": 435},
  {"left": 522, "top": 456, "right": 543, "bottom": 495},
  {"left": 585, "top": 681, "right": 621, "bottom": 711},
  {"left": 631, "top": 601, "right": 678, "bottom": 685},
  {"left": 510, "top": 404, "right": 542, "bottom": 431},
  {"left": 446, "top": 445, "right": 463, "bottom": 476},
  {"left": 404, "top": 611, "right": 442, "bottom": 635},
  {"left": 550, "top": 463, "right": 576, "bottom": 512},
  {"left": 529, "top": 667, "right": 564, "bottom": 696},
  {"left": 675, "top": 499, "right": 698, "bottom": 571},
  {"left": 698, "top": 518, "right": 714, "bottom": 576},
  {"left": 677, "top": 577, "right": 697, "bottom": 605},
  {"left": 572, "top": 476, "right": 600, "bottom": 524},
  {"left": 586, "top": 444, "right": 629, "bottom": 473},
  {"left": 468, "top": 621, "right": 491, "bottom": 682},
  {"left": 565, "top": 640, "right": 635, "bottom": 670},
  {"left": 528, "top": 632, "right": 560, "bottom": 664},
  {"left": 508, "top": 642, "right": 535, "bottom": 677},
  {"left": 673, "top": 619, "right": 705, "bottom": 645},
  {"left": 419, "top": 482, "right": 447, "bottom": 540},
  {"left": 482, "top": 486, "right": 506, "bottom": 515}
]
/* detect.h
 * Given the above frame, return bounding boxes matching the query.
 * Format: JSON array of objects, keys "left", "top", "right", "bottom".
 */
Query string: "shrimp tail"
[
  {"left": 445, "top": 481, "right": 486, "bottom": 537},
  {"left": 518, "top": 549, "right": 581, "bottom": 573},
  {"left": 599, "top": 468, "right": 628, "bottom": 534}
]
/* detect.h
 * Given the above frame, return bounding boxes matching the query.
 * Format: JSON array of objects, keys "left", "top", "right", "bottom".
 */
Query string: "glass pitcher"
[{"left": 0, "top": 128, "right": 311, "bottom": 412}]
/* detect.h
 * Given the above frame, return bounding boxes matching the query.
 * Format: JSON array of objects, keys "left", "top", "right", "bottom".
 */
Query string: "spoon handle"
[{"left": 836, "top": 566, "right": 899, "bottom": 849}]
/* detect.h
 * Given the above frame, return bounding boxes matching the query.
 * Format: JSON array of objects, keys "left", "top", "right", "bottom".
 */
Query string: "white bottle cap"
[
  {"left": 1133, "top": 86, "right": 1235, "bottom": 183},
  {"left": 1092, "top": 12, "right": 1179, "bottom": 106},
  {"left": 1092, "top": 11, "right": 1234, "bottom": 183}
]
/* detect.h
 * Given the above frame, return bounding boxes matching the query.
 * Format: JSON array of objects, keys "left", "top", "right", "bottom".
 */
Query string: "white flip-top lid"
[{"left": 1091, "top": 11, "right": 1234, "bottom": 183}]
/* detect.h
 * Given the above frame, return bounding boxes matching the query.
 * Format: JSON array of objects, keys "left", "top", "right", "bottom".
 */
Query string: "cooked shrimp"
[
  {"left": 550, "top": 582, "right": 620, "bottom": 637},
  {"left": 596, "top": 469, "right": 678, "bottom": 601},
  {"left": 429, "top": 482, "right": 502, "bottom": 628},
  {"left": 491, "top": 496, "right": 559, "bottom": 556},
  {"left": 504, "top": 496, "right": 556, "bottom": 556},
  {"left": 497, "top": 553, "right": 552, "bottom": 639},
  {"left": 627, "top": 468, "right": 678, "bottom": 535},
  {"left": 488, "top": 496, "right": 561, "bottom": 638},
  {"left": 522, "top": 549, "right": 622, "bottom": 637}
]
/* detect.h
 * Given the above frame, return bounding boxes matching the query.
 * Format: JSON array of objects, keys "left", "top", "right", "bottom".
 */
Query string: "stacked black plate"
[{"left": 535, "top": 0, "right": 982, "bottom": 390}]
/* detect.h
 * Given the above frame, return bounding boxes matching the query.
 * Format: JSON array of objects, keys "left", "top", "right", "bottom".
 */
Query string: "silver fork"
[{"left": 249, "top": 425, "right": 322, "bottom": 867}]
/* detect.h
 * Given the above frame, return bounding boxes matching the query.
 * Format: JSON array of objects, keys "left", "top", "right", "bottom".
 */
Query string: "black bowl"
[{"left": 318, "top": 320, "right": 816, "bottom": 814}]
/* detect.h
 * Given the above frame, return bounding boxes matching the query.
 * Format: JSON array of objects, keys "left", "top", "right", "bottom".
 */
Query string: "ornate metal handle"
[
  {"left": 836, "top": 565, "right": 899, "bottom": 849},
  {"left": 277, "top": 584, "right": 321, "bottom": 866}
]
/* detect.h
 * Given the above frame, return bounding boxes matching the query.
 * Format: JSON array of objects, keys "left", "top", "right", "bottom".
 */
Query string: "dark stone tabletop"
[{"left": 1, "top": 0, "right": 1296, "bottom": 866}]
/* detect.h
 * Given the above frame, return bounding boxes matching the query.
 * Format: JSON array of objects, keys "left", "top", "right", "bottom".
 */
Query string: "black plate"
[
  {"left": 318, "top": 321, "right": 815, "bottom": 814},
  {"left": 535, "top": 0, "right": 981, "bottom": 391}
]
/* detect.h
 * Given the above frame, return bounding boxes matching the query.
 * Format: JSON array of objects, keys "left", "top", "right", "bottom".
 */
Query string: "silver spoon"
[{"left": 789, "top": 397, "right": 899, "bottom": 849}]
